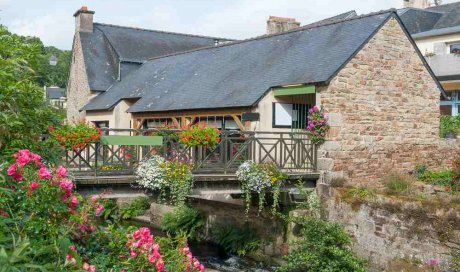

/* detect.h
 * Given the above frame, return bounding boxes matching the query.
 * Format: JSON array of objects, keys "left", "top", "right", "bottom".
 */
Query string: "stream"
[{"left": 125, "top": 220, "right": 276, "bottom": 272}]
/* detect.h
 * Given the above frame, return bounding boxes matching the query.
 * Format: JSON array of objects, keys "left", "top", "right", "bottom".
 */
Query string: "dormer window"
[{"left": 450, "top": 43, "right": 460, "bottom": 54}]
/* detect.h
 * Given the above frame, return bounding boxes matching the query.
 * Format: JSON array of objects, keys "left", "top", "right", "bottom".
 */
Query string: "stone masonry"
[
  {"left": 318, "top": 18, "right": 460, "bottom": 186},
  {"left": 325, "top": 190, "right": 460, "bottom": 271},
  {"left": 66, "top": 33, "right": 91, "bottom": 122}
]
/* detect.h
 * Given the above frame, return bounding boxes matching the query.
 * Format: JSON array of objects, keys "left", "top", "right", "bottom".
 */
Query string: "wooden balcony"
[{"left": 64, "top": 129, "right": 318, "bottom": 182}]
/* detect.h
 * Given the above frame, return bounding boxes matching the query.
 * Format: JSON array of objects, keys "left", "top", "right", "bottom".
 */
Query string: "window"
[
  {"left": 450, "top": 43, "right": 460, "bottom": 54},
  {"left": 440, "top": 90, "right": 460, "bottom": 116},
  {"left": 273, "top": 103, "right": 293, "bottom": 128},
  {"left": 272, "top": 103, "right": 310, "bottom": 128}
]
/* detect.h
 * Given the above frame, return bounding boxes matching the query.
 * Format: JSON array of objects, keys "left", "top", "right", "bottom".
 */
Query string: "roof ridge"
[
  {"left": 93, "top": 22, "right": 236, "bottom": 41},
  {"left": 400, "top": 7, "right": 445, "bottom": 14},
  {"left": 146, "top": 9, "right": 396, "bottom": 62}
]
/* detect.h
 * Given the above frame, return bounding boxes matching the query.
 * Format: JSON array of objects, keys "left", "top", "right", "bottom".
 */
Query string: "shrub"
[
  {"left": 50, "top": 120, "right": 101, "bottom": 150},
  {"left": 161, "top": 206, "right": 204, "bottom": 241},
  {"left": 439, "top": 115, "right": 460, "bottom": 138},
  {"left": 178, "top": 122, "right": 220, "bottom": 148},
  {"left": 1, "top": 149, "right": 206, "bottom": 271},
  {"left": 306, "top": 105, "right": 330, "bottom": 145},
  {"left": 135, "top": 155, "right": 194, "bottom": 206},
  {"left": 279, "top": 216, "right": 367, "bottom": 272},
  {"left": 419, "top": 169, "right": 459, "bottom": 193},
  {"left": 120, "top": 196, "right": 151, "bottom": 219},
  {"left": 236, "top": 161, "right": 287, "bottom": 214},
  {"left": 210, "top": 223, "right": 261, "bottom": 256},
  {"left": 382, "top": 172, "right": 414, "bottom": 194}
]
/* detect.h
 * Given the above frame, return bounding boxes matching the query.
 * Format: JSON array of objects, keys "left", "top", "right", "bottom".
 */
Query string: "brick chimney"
[
  {"left": 403, "top": 0, "right": 430, "bottom": 9},
  {"left": 266, "top": 16, "right": 300, "bottom": 35},
  {"left": 73, "top": 6, "right": 95, "bottom": 33}
]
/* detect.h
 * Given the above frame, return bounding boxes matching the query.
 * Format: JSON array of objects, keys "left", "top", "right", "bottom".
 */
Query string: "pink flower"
[
  {"left": 38, "top": 167, "right": 51, "bottom": 180},
  {"left": 200, "top": 264, "right": 205, "bottom": 272},
  {"left": 57, "top": 165, "right": 67, "bottom": 177},
  {"left": 30, "top": 153, "right": 41, "bottom": 162},
  {"left": 7, "top": 164, "right": 17, "bottom": 176},
  {"left": 71, "top": 196, "right": 78, "bottom": 206},
  {"left": 90, "top": 195, "right": 98, "bottom": 202},
  {"left": 156, "top": 259, "right": 164, "bottom": 272},
  {"left": 16, "top": 156, "right": 30, "bottom": 167},
  {"left": 12, "top": 173, "right": 23, "bottom": 181},
  {"left": 129, "top": 250, "right": 137, "bottom": 257},
  {"left": 147, "top": 252, "right": 157, "bottom": 263},
  {"left": 69, "top": 245, "right": 76, "bottom": 251},
  {"left": 66, "top": 254, "right": 72, "bottom": 260},
  {"left": 83, "top": 263, "right": 90, "bottom": 270},
  {"left": 29, "top": 181, "right": 39, "bottom": 190},
  {"left": 95, "top": 204, "right": 104, "bottom": 216}
]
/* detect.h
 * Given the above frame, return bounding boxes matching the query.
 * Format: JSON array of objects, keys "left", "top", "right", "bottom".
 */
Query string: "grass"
[{"left": 381, "top": 172, "right": 414, "bottom": 195}]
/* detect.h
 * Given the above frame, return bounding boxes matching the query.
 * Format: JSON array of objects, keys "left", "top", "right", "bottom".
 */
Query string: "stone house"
[{"left": 68, "top": 7, "right": 460, "bottom": 184}]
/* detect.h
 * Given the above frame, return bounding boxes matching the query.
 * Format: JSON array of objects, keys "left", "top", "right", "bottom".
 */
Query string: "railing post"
[
  {"left": 222, "top": 132, "right": 228, "bottom": 174},
  {"left": 95, "top": 142, "right": 99, "bottom": 177}
]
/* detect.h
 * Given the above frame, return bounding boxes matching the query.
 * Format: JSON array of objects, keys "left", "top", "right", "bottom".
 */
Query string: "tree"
[{"left": 0, "top": 25, "right": 63, "bottom": 163}]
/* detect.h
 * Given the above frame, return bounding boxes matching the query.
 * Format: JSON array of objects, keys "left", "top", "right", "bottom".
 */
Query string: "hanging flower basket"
[
  {"left": 306, "top": 106, "right": 329, "bottom": 145},
  {"left": 178, "top": 122, "right": 220, "bottom": 148},
  {"left": 50, "top": 120, "right": 101, "bottom": 150}
]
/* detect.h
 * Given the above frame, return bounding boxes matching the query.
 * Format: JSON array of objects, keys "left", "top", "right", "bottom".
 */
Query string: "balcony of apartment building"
[{"left": 425, "top": 42, "right": 460, "bottom": 116}]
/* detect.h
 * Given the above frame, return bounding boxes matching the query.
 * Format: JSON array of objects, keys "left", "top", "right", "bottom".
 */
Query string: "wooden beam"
[
  {"left": 171, "top": 117, "right": 180, "bottom": 128},
  {"left": 231, "top": 115, "right": 246, "bottom": 131}
]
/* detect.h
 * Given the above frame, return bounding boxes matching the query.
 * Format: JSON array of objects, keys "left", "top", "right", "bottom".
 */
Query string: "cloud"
[{"left": 7, "top": 9, "right": 73, "bottom": 49}]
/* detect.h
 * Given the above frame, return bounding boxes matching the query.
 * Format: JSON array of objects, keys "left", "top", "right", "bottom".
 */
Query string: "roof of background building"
[
  {"left": 80, "top": 23, "right": 234, "bottom": 91},
  {"left": 399, "top": 1, "right": 460, "bottom": 35},
  {"left": 83, "top": 11, "right": 397, "bottom": 113},
  {"left": 45, "top": 87, "right": 66, "bottom": 99}
]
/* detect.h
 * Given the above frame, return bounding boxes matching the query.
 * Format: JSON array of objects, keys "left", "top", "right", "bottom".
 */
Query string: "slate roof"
[
  {"left": 399, "top": 1, "right": 460, "bottom": 35},
  {"left": 46, "top": 87, "right": 66, "bottom": 99},
  {"left": 83, "top": 11, "right": 397, "bottom": 113},
  {"left": 80, "top": 23, "right": 234, "bottom": 91}
]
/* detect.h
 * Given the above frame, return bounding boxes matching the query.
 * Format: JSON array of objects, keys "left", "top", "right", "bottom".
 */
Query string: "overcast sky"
[{"left": 0, "top": 0, "right": 457, "bottom": 50}]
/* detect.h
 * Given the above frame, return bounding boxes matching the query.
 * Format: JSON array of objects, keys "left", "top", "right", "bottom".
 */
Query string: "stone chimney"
[
  {"left": 403, "top": 0, "right": 430, "bottom": 9},
  {"left": 73, "top": 6, "right": 95, "bottom": 33},
  {"left": 266, "top": 16, "right": 300, "bottom": 35}
]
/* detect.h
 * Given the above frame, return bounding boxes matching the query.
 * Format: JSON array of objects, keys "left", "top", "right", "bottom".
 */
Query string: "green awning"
[
  {"left": 100, "top": 136, "right": 163, "bottom": 146},
  {"left": 273, "top": 85, "right": 316, "bottom": 96}
]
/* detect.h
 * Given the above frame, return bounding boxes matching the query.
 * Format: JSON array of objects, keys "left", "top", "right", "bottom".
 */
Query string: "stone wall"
[
  {"left": 324, "top": 189, "right": 460, "bottom": 271},
  {"left": 67, "top": 33, "right": 91, "bottom": 122},
  {"left": 318, "top": 18, "right": 460, "bottom": 186}
]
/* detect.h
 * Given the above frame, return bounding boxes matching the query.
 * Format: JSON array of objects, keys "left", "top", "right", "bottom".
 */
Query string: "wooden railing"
[{"left": 64, "top": 129, "right": 317, "bottom": 176}]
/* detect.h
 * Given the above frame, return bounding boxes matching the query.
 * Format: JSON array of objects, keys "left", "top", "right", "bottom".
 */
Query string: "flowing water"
[{"left": 124, "top": 220, "right": 276, "bottom": 272}]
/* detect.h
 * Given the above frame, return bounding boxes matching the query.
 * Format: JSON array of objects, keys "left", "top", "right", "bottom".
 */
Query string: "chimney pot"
[
  {"left": 267, "top": 16, "right": 300, "bottom": 35},
  {"left": 74, "top": 6, "right": 95, "bottom": 33}
]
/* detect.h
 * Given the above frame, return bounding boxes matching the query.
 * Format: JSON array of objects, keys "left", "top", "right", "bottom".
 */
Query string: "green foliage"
[
  {"left": 161, "top": 206, "right": 204, "bottom": 241},
  {"left": 419, "top": 168, "right": 459, "bottom": 193},
  {"left": 120, "top": 197, "right": 150, "bottom": 219},
  {"left": 97, "top": 198, "right": 120, "bottom": 223},
  {"left": 37, "top": 46, "right": 71, "bottom": 88},
  {"left": 381, "top": 172, "right": 414, "bottom": 194},
  {"left": 440, "top": 115, "right": 460, "bottom": 138},
  {"left": 279, "top": 216, "right": 367, "bottom": 272},
  {"left": 449, "top": 250, "right": 460, "bottom": 271},
  {"left": 210, "top": 223, "right": 261, "bottom": 256},
  {"left": 0, "top": 25, "right": 64, "bottom": 163}
]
